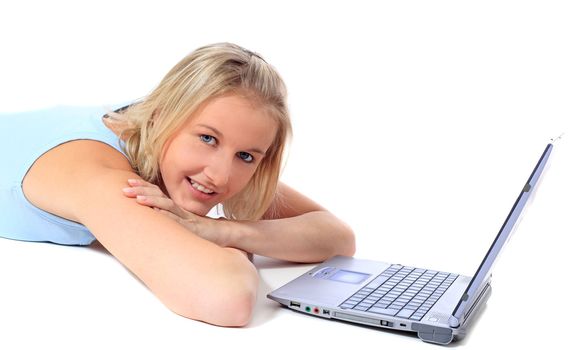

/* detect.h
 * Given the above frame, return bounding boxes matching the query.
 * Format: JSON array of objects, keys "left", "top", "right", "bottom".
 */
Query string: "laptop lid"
[{"left": 449, "top": 141, "right": 555, "bottom": 328}]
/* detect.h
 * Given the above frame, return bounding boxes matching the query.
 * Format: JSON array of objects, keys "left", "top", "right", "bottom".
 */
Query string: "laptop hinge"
[
  {"left": 412, "top": 324, "right": 454, "bottom": 345},
  {"left": 448, "top": 315, "right": 460, "bottom": 328},
  {"left": 450, "top": 281, "right": 492, "bottom": 329}
]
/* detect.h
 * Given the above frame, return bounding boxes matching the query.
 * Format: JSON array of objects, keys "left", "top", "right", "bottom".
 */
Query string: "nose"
[{"left": 203, "top": 152, "right": 233, "bottom": 190}]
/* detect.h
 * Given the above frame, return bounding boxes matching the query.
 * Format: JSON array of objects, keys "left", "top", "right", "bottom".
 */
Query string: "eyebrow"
[{"left": 196, "top": 124, "right": 267, "bottom": 155}]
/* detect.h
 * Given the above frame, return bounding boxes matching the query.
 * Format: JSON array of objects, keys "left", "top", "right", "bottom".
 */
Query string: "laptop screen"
[{"left": 450, "top": 143, "right": 554, "bottom": 327}]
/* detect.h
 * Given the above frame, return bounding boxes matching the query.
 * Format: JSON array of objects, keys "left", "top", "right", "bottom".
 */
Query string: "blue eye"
[
  {"left": 237, "top": 152, "right": 254, "bottom": 163},
  {"left": 200, "top": 135, "right": 216, "bottom": 145}
]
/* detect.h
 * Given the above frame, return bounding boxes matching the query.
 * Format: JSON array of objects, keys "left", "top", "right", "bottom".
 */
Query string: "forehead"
[{"left": 187, "top": 94, "right": 278, "bottom": 150}]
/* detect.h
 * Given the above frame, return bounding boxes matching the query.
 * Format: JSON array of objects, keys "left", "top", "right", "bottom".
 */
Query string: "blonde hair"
[{"left": 110, "top": 43, "right": 291, "bottom": 220}]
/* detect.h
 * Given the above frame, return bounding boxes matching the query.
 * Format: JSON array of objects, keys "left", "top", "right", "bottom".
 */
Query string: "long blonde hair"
[{"left": 110, "top": 43, "right": 291, "bottom": 220}]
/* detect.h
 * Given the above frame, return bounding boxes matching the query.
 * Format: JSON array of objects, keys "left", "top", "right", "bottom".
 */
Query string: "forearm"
[
  {"left": 80, "top": 170, "right": 259, "bottom": 327},
  {"left": 226, "top": 211, "right": 355, "bottom": 263}
]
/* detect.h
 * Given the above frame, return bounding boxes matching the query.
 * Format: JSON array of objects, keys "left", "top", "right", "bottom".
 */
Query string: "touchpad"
[{"left": 312, "top": 267, "right": 370, "bottom": 284}]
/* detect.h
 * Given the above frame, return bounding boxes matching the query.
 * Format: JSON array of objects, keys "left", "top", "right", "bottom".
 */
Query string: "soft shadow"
[
  {"left": 85, "top": 240, "right": 111, "bottom": 255},
  {"left": 252, "top": 255, "right": 314, "bottom": 269},
  {"left": 447, "top": 304, "right": 489, "bottom": 347},
  {"left": 85, "top": 240, "right": 147, "bottom": 288},
  {"left": 247, "top": 274, "right": 280, "bottom": 328},
  {"left": 81, "top": 246, "right": 313, "bottom": 327},
  {"left": 304, "top": 303, "right": 489, "bottom": 346},
  {"left": 329, "top": 317, "right": 420, "bottom": 341},
  {"left": 246, "top": 255, "right": 310, "bottom": 328}
]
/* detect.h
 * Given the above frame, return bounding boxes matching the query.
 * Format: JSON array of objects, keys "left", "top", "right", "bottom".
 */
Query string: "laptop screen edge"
[{"left": 449, "top": 142, "right": 554, "bottom": 328}]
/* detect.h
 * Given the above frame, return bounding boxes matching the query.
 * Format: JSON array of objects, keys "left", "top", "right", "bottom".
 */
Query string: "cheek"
[
  {"left": 160, "top": 141, "right": 197, "bottom": 184},
  {"left": 228, "top": 166, "right": 259, "bottom": 194},
  {"left": 163, "top": 139, "right": 201, "bottom": 169}
]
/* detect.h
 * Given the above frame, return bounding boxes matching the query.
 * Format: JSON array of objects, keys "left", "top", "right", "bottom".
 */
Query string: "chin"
[
  {"left": 172, "top": 190, "right": 221, "bottom": 217},
  {"left": 191, "top": 208, "right": 210, "bottom": 217},
  {"left": 179, "top": 201, "right": 211, "bottom": 217}
]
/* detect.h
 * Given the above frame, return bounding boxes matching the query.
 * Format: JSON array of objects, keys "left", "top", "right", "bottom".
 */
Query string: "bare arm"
[
  {"left": 223, "top": 183, "right": 356, "bottom": 263},
  {"left": 226, "top": 211, "right": 355, "bottom": 263},
  {"left": 78, "top": 169, "right": 258, "bottom": 326},
  {"left": 23, "top": 141, "right": 258, "bottom": 326},
  {"left": 124, "top": 179, "right": 356, "bottom": 263}
]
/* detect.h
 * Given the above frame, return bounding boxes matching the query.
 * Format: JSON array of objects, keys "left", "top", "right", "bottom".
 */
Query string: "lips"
[{"left": 186, "top": 177, "right": 216, "bottom": 195}]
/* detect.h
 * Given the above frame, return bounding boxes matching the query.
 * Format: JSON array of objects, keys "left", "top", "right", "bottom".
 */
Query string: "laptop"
[{"left": 268, "top": 140, "right": 556, "bottom": 345}]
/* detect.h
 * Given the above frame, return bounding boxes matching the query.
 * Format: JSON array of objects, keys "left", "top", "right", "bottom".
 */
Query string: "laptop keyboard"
[{"left": 339, "top": 264, "right": 458, "bottom": 321}]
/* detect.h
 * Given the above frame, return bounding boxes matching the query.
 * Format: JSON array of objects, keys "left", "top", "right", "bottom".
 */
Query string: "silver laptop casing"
[
  {"left": 268, "top": 141, "right": 554, "bottom": 345},
  {"left": 268, "top": 256, "right": 488, "bottom": 344}
]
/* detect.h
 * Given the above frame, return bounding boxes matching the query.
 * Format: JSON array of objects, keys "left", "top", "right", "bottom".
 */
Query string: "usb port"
[{"left": 290, "top": 301, "right": 301, "bottom": 308}]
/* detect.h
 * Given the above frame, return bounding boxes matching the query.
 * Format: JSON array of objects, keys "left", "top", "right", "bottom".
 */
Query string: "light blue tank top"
[{"left": 0, "top": 105, "right": 128, "bottom": 245}]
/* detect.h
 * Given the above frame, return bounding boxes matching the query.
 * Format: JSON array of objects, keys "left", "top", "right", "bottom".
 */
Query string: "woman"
[{"left": 0, "top": 43, "right": 355, "bottom": 326}]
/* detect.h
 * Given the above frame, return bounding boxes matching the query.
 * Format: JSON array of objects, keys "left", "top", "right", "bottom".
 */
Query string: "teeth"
[{"left": 188, "top": 178, "right": 214, "bottom": 194}]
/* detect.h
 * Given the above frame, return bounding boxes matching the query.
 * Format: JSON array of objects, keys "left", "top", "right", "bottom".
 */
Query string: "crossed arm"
[
  {"left": 23, "top": 140, "right": 354, "bottom": 327},
  {"left": 123, "top": 180, "right": 356, "bottom": 263}
]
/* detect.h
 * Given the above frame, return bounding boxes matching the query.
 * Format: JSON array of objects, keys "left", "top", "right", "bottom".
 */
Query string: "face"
[{"left": 159, "top": 93, "right": 278, "bottom": 216}]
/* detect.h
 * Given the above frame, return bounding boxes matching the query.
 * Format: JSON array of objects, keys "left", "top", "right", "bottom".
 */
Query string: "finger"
[
  {"left": 127, "top": 178, "right": 147, "bottom": 186},
  {"left": 121, "top": 187, "right": 138, "bottom": 198},
  {"left": 136, "top": 195, "right": 178, "bottom": 213},
  {"left": 123, "top": 184, "right": 168, "bottom": 199},
  {"left": 122, "top": 186, "right": 163, "bottom": 198},
  {"left": 127, "top": 178, "right": 162, "bottom": 191}
]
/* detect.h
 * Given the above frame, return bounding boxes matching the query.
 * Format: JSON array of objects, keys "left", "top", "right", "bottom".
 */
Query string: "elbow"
[
  {"left": 342, "top": 225, "right": 356, "bottom": 257},
  {"left": 186, "top": 287, "right": 256, "bottom": 327},
  {"left": 173, "top": 289, "right": 256, "bottom": 327},
  {"left": 333, "top": 219, "right": 356, "bottom": 257},
  {"left": 213, "top": 282, "right": 257, "bottom": 327},
  {"left": 321, "top": 216, "right": 356, "bottom": 260},
  {"left": 167, "top": 260, "right": 258, "bottom": 327}
]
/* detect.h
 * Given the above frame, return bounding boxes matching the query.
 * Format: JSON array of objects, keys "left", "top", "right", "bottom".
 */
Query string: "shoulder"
[{"left": 22, "top": 139, "right": 134, "bottom": 223}]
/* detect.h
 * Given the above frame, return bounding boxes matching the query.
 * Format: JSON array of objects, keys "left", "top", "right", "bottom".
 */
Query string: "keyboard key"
[
  {"left": 365, "top": 276, "right": 390, "bottom": 289},
  {"left": 369, "top": 307, "right": 399, "bottom": 316},
  {"left": 339, "top": 265, "right": 457, "bottom": 314},
  {"left": 396, "top": 309, "right": 415, "bottom": 318}
]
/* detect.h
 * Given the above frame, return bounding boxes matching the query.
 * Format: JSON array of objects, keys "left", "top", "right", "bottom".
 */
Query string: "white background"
[{"left": 0, "top": 1, "right": 571, "bottom": 349}]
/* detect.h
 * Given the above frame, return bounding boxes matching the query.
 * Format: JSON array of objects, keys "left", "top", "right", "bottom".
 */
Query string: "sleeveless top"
[{"left": 0, "top": 104, "right": 128, "bottom": 245}]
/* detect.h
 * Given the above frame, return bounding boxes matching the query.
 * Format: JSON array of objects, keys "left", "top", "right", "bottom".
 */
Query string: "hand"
[{"left": 122, "top": 179, "right": 231, "bottom": 247}]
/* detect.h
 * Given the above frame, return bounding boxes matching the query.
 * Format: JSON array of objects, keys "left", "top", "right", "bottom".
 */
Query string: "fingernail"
[
  {"left": 122, "top": 187, "right": 135, "bottom": 194},
  {"left": 127, "top": 179, "right": 139, "bottom": 185}
]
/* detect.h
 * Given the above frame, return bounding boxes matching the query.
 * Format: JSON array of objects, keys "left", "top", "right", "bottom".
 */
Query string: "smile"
[{"left": 187, "top": 177, "right": 216, "bottom": 195}]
